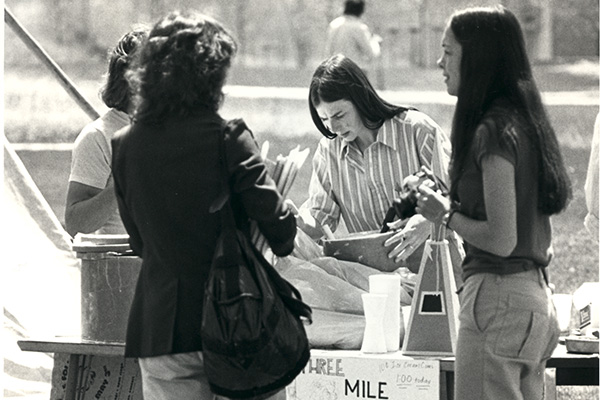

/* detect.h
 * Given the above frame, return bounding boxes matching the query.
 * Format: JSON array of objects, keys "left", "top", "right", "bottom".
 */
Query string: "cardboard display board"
[{"left": 288, "top": 350, "right": 439, "bottom": 400}]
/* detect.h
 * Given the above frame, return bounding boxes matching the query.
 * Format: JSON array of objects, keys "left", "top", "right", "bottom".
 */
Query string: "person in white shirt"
[
  {"left": 325, "top": 0, "right": 381, "bottom": 73},
  {"left": 65, "top": 28, "right": 147, "bottom": 236}
]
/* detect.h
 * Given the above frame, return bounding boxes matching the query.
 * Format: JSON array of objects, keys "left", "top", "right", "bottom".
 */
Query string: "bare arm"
[
  {"left": 416, "top": 154, "right": 517, "bottom": 257},
  {"left": 64, "top": 177, "right": 118, "bottom": 237}
]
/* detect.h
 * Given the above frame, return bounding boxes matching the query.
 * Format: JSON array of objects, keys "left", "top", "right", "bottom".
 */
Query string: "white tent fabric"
[{"left": 3, "top": 137, "right": 81, "bottom": 398}]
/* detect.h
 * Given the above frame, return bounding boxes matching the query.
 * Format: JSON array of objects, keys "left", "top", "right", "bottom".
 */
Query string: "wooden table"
[
  {"left": 18, "top": 337, "right": 137, "bottom": 400},
  {"left": 18, "top": 338, "right": 598, "bottom": 400},
  {"left": 546, "top": 341, "right": 599, "bottom": 386}
]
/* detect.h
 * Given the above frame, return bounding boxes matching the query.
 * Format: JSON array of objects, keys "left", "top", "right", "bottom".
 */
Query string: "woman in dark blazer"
[{"left": 111, "top": 11, "right": 295, "bottom": 400}]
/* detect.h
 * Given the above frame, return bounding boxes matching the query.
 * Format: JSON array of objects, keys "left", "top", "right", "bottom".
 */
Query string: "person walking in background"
[
  {"left": 325, "top": 0, "right": 381, "bottom": 74},
  {"left": 65, "top": 28, "right": 148, "bottom": 236},
  {"left": 111, "top": 11, "right": 295, "bottom": 400},
  {"left": 584, "top": 113, "right": 599, "bottom": 240},
  {"left": 415, "top": 5, "right": 571, "bottom": 399}
]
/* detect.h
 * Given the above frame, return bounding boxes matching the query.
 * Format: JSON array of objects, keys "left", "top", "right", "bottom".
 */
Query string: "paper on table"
[{"left": 251, "top": 145, "right": 310, "bottom": 255}]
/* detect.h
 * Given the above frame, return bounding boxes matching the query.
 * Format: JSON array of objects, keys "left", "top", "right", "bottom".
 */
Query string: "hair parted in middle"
[
  {"left": 309, "top": 54, "right": 411, "bottom": 139},
  {"left": 127, "top": 10, "right": 237, "bottom": 123}
]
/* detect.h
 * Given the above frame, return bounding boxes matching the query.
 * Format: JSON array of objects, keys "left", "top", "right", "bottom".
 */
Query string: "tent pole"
[{"left": 4, "top": 6, "right": 100, "bottom": 121}]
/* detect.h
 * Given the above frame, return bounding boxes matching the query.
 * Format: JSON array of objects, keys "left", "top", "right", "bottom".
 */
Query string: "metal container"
[
  {"left": 73, "top": 234, "right": 141, "bottom": 343},
  {"left": 565, "top": 336, "right": 599, "bottom": 354}
]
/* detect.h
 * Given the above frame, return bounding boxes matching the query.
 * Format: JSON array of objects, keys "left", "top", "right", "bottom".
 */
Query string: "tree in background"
[{"left": 5, "top": 0, "right": 599, "bottom": 71}]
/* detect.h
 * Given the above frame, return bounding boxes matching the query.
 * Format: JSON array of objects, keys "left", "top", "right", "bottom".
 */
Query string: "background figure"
[
  {"left": 111, "top": 11, "right": 295, "bottom": 400},
  {"left": 65, "top": 28, "right": 148, "bottom": 236},
  {"left": 325, "top": 0, "right": 381, "bottom": 74},
  {"left": 417, "top": 5, "right": 571, "bottom": 400},
  {"left": 584, "top": 112, "right": 599, "bottom": 240}
]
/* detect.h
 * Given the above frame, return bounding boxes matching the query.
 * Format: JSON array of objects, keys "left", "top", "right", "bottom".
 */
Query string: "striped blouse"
[{"left": 300, "top": 110, "right": 451, "bottom": 234}]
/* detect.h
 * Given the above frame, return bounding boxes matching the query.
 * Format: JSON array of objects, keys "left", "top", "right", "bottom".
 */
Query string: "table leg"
[
  {"left": 64, "top": 354, "right": 94, "bottom": 400},
  {"left": 440, "top": 371, "right": 454, "bottom": 400},
  {"left": 64, "top": 354, "right": 80, "bottom": 400}
]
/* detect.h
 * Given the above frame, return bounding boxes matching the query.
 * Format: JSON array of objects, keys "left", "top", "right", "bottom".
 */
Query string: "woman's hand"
[
  {"left": 415, "top": 183, "right": 451, "bottom": 224},
  {"left": 286, "top": 199, "right": 329, "bottom": 240},
  {"left": 384, "top": 214, "right": 431, "bottom": 262}
]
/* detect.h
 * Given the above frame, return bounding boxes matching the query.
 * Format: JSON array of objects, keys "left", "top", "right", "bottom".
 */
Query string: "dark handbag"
[{"left": 200, "top": 121, "right": 312, "bottom": 399}]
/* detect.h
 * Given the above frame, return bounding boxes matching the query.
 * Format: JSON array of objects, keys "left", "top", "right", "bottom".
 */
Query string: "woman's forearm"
[
  {"left": 65, "top": 183, "right": 118, "bottom": 236},
  {"left": 447, "top": 212, "right": 516, "bottom": 257}
]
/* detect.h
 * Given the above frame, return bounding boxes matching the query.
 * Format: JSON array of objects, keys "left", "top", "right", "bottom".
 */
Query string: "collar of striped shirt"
[{"left": 339, "top": 117, "right": 400, "bottom": 159}]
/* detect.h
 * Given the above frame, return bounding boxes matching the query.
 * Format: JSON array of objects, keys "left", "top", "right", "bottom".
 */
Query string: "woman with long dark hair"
[
  {"left": 283, "top": 53, "right": 469, "bottom": 325},
  {"left": 416, "top": 5, "right": 571, "bottom": 399},
  {"left": 299, "top": 54, "right": 452, "bottom": 262}
]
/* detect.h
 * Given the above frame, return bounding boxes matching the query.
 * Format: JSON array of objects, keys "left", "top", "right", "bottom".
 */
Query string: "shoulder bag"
[{"left": 200, "top": 120, "right": 312, "bottom": 399}]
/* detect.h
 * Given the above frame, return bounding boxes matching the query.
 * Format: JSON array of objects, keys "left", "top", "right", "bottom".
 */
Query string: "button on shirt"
[{"left": 301, "top": 110, "right": 451, "bottom": 233}]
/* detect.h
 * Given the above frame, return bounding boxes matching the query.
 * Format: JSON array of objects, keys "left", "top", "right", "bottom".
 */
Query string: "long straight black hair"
[
  {"left": 448, "top": 5, "right": 571, "bottom": 214},
  {"left": 309, "top": 54, "right": 411, "bottom": 139}
]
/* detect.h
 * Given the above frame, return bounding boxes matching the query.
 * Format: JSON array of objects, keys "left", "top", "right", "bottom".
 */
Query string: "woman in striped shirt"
[
  {"left": 278, "top": 55, "right": 463, "bottom": 348},
  {"left": 298, "top": 54, "right": 453, "bottom": 266}
]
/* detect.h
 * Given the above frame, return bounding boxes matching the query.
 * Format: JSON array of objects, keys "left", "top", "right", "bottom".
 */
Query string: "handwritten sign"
[{"left": 288, "top": 350, "right": 439, "bottom": 400}]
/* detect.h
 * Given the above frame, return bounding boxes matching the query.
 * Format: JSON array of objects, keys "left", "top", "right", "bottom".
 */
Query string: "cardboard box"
[
  {"left": 287, "top": 350, "right": 439, "bottom": 400},
  {"left": 50, "top": 353, "right": 142, "bottom": 400},
  {"left": 573, "top": 282, "right": 599, "bottom": 335}
]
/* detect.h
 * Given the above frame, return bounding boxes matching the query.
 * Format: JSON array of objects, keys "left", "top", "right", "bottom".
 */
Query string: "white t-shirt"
[
  {"left": 325, "top": 15, "right": 380, "bottom": 71},
  {"left": 69, "top": 108, "right": 129, "bottom": 234}
]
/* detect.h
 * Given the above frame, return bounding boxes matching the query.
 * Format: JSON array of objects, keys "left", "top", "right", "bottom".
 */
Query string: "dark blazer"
[{"left": 112, "top": 114, "right": 296, "bottom": 358}]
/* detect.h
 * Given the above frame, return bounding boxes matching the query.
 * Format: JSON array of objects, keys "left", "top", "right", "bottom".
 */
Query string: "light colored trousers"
[
  {"left": 455, "top": 268, "right": 560, "bottom": 400},
  {"left": 138, "top": 351, "right": 286, "bottom": 400}
]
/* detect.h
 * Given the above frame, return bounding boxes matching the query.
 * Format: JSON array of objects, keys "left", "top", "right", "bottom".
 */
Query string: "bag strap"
[
  {"left": 210, "top": 120, "right": 313, "bottom": 324},
  {"left": 208, "top": 120, "right": 242, "bottom": 229},
  {"left": 256, "top": 249, "right": 313, "bottom": 323},
  {"left": 209, "top": 120, "right": 245, "bottom": 302}
]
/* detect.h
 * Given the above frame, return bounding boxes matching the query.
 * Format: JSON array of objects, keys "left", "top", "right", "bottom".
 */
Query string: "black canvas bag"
[{"left": 201, "top": 121, "right": 312, "bottom": 399}]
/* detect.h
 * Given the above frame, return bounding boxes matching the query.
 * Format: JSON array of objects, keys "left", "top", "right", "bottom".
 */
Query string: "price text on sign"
[{"left": 288, "top": 352, "right": 439, "bottom": 400}]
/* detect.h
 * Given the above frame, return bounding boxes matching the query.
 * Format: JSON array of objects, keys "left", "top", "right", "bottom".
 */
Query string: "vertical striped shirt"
[{"left": 301, "top": 110, "right": 451, "bottom": 234}]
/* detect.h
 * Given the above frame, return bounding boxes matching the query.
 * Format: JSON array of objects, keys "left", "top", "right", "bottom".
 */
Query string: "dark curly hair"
[
  {"left": 100, "top": 27, "right": 148, "bottom": 112},
  {"left": 127, "top": 11, "right": 237, "bottom": 123}
]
